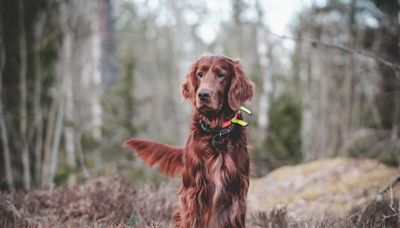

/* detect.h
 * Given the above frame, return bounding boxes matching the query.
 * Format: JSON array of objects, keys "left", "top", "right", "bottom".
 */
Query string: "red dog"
[{"left": 123, "top": 55, "right": 254, "bottom": 227}]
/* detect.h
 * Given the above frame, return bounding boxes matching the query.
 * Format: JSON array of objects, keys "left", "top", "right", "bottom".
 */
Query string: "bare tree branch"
[
  {"left": 378, "top": 176, "right": 400, "bottom": 197},
  {"left": 266, "top": 32, "right": 400, "bottom": 79}
]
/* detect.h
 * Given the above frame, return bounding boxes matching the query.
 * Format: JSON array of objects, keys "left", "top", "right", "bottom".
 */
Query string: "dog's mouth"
[
  {"left": 197, "top": 102, "right": 223, "bottom": 114},
  {"left": 197, "top": 103, "right": 214, "bottom": 112}
]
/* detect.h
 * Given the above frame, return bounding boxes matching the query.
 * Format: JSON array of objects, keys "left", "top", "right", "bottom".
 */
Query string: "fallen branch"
[
  {"left": 348, "top": 175, "right": 400, "bottom": 226},
  {"left": 377, "top": 175, "right": 400, "bottom": 200}
]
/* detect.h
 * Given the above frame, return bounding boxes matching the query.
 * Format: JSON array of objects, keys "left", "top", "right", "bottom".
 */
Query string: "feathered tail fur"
[{"left": 123, "top": 138, "right": 184, "bottom": 176}]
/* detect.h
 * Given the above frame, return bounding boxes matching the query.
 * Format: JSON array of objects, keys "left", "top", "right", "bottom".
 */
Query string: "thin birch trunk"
[
  {"left": 0, "top": 105, "right": 13, "bottom": 191},
  {"left": 33, "top": 13, "right": 46, "bottom": 184},
  {"left": 392, "top": 101, "right": 400, "bottom": 140},
  {"left": 97, "top": 0, "right": 117, "bottom": 87},
  {"left": 232, "top": 0, "right": 243, "bottom": 56},
  {"left": 47, "top": 7, "right": 72, "bottom": 188},
  {"left": 340, "top": 0, "right": 356, "bottom": 153},
  {"left": 0, "top": 5, "right": 15, "bottom": 190},
  {"left": 92, "top": 1, "right": 103, "bottom": 168},
  {"left": 319, "top": 50, "right": 329, "bottom": 158},
  {"left": 256, "top": 40, "right": 273, "bottom": 142},
  {"left": 18, "top": 0, "right": 31, "bottom": 189},
  {"left": 299, "top": 36, "right": 314, "bottom": 161},
  {"left": 76, "top": 131, "right": 90, "bottom": 179},
  {"left": 65, "top": 127, "right": 76, "bottom": 186},
  {"left": 63, "top": 32, "right": 76, "bottom": 186},
  {"left": 391, "top": 2, "right": 400, "bottom": 141},
  {"left": 48, "top": 92, "right": 65, "bottom": 190},
  {"left": 255, "top": 1, "right": 273, "bottom": 143},
  {"left": 41, "top": 87, "right": 58, "bottom": 187}
]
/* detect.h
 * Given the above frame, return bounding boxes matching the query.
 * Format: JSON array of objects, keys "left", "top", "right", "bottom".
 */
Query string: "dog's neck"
[{"left": 194, "top": 106, "right": 235, "bottom": 129}]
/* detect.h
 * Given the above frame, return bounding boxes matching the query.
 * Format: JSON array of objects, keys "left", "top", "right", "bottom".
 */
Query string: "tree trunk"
[
  {"left": 97, "top": 0, "right": 117, "bottom": 87},
  {"left": 375, "top": 0, "right": 400, "bottom": 137},
  {"left": 340, "top": 0, "right": 356, "bottom": 154},
  {"left": 0, "top": 4, "right": 14, "bottom": 190},
  {"left": 63, "top": 30, "right": 76, "bottom": 186},
  {"left": 256, "top": 10, "right": 272, "bottom": 142},
  {"left": 41, "top": 84, "right": 58, "bottom": 187},
  {"left": 76, "top": 131, "right": 90, "bottom": 179},
  {"left": 47, "top": 8, "right": 73, "bottom": 188},
  {"left": 232, "top": 0, "right": 244, "bottom": 56},
  {"left": 33, "top": 12, "right": 46, "bottom": 185},
  {"left": 254, "top": 0, "right": 274, "bottom": 146},
  {"left": 48, "top": 91, "right": 65, "bottom": 189},
  {"left": 256, "top": 30, "right": 273, "bottom": 143},
  {"left": 18, "top": 0, "right": 31, "bottom": 190}
]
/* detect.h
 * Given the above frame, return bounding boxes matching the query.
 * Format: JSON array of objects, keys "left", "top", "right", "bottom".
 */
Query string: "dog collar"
[
  {"left": 199, "top": 106, "right": 252, "bottom": 150},
  {"left": 222, "top": 106, "right": 252, "bottom": 128}
]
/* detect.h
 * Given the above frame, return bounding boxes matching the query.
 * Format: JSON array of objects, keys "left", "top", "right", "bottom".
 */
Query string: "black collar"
[
  {"left": 198, "top": 106, "right": 252, "bottom": 150},
  {"left": 199, "top": 119, "right": 236, "bottom": 150}
]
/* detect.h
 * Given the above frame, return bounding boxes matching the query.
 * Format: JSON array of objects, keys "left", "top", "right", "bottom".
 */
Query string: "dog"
[{"left": 123, "top": 55, "right": 254, "bottom": 227}]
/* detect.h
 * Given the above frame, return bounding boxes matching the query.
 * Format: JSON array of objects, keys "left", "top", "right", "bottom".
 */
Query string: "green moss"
[
  {"left": 263, "top": 92, "right": 302, "bottom": 169},
  {"left": 347, "top": 131, "right": 399, "bottom": 167},
  {"left": 54, "top": 169, "right": 69, "bottom": 186}
]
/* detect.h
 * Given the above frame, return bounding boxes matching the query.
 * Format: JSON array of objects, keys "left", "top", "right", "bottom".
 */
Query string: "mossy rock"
[{"left": 248, "top": 157, "right": 399, "bottom": 219}]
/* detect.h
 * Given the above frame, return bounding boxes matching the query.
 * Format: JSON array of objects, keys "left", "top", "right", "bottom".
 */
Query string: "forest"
[{"left": 0, "top": 0, "right": 399, "bottom": 227}]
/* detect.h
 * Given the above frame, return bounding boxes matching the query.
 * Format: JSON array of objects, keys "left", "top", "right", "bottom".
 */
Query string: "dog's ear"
[
  {"left": 228, "top": 60, "right": 254, "bottom": 111},
  {"left": 181, "top": 60, "right": 199, "bottom": 106}
]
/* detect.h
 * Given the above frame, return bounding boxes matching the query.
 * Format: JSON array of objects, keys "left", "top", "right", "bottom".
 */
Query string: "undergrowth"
[{"left": 0, "top": 176, "right": 398, "bottom": 228}]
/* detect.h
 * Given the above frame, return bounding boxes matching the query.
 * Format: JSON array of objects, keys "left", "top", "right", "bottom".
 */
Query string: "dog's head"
[{"left": 181, "top": 55, "right": 254, "bottom": 114}]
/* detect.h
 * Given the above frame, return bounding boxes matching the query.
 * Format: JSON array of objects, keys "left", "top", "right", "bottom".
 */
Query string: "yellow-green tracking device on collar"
[
  {"left": 240, "top": 106, "right": 252, "bottom": 115},
  {"left": 231, "top": 118, "right": 248, "bottom": 127}
]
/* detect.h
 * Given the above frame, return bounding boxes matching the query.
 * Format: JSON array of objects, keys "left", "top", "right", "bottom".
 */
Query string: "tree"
[
  {"left": 18, "top": 0, "right": 31, "bottom": 190},
  {"left": 294, "top": 0, "right": 399, "bottom": 163},
  {"left": 0, "top": 0, "right": 14, "bottom": 190}
]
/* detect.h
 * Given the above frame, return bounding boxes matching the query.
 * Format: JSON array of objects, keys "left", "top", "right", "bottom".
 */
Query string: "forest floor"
[{"left": 0, "top": 157, "right": 399, "bottom": 227}]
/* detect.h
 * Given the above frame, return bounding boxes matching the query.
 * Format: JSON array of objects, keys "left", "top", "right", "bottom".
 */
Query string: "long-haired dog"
[{"left": 123, "top": 55, "right": 254, "bottom": 227}]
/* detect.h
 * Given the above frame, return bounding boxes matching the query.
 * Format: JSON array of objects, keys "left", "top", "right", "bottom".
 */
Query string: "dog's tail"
[{"left": 123, "top": 138, "right": 184, "bottom": 176}]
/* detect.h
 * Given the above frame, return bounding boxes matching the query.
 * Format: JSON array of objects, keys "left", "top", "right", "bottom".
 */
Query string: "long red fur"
[
  {"left": 123, "top": 55, "right": 254, "bottom": 228},
  {"left": 123, "top": 138, "right": 184, "bottom": 176}
]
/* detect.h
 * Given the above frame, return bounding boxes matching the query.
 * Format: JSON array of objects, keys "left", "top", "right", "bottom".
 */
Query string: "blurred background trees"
[{"left": 0, "top": 0, "right": 399, "bottom": 190}]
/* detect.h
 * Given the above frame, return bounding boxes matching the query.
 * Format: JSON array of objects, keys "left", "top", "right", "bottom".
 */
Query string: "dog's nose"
[{"left": 198, "top": 89, "right": 211, "bottom": 101}]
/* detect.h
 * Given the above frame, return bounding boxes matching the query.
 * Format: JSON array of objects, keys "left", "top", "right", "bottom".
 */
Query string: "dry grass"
[
  {"left": 0, "top": 159, "right": 399, "bottom": 227},
  {"left": 0, "top": 176, "right": 177, "bottom": 227},
  {"left": 248, "top": 197, "right": 399, "bottom": 228}
]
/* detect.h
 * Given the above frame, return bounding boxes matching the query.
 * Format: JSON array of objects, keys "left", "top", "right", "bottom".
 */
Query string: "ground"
[
  {"left": 0, "top": 157, "right": 399, "bottom": 227},
  {"left": 248, "top": 157, "right": 399, "bottom": 219}
]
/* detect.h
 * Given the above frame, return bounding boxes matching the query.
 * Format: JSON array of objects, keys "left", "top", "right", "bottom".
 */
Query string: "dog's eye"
[
  {"left": 197, "top": 72, "right": 204, "bottom": 78},
  {"left": 216, "top": 72, "right": 224, "bottom": 78}
]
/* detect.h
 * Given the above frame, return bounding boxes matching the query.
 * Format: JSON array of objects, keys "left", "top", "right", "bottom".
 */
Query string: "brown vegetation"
[
  {"left": 1, "top": 159, "right": 399, "bottom": 227},
  {"left": 0, "top": 177, "right": 177, "bottom": 227}
]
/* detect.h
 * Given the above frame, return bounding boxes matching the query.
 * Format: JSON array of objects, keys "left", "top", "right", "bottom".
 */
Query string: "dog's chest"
[{"left": 187, "top": 132, "right": 239, "bottom": 190}]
